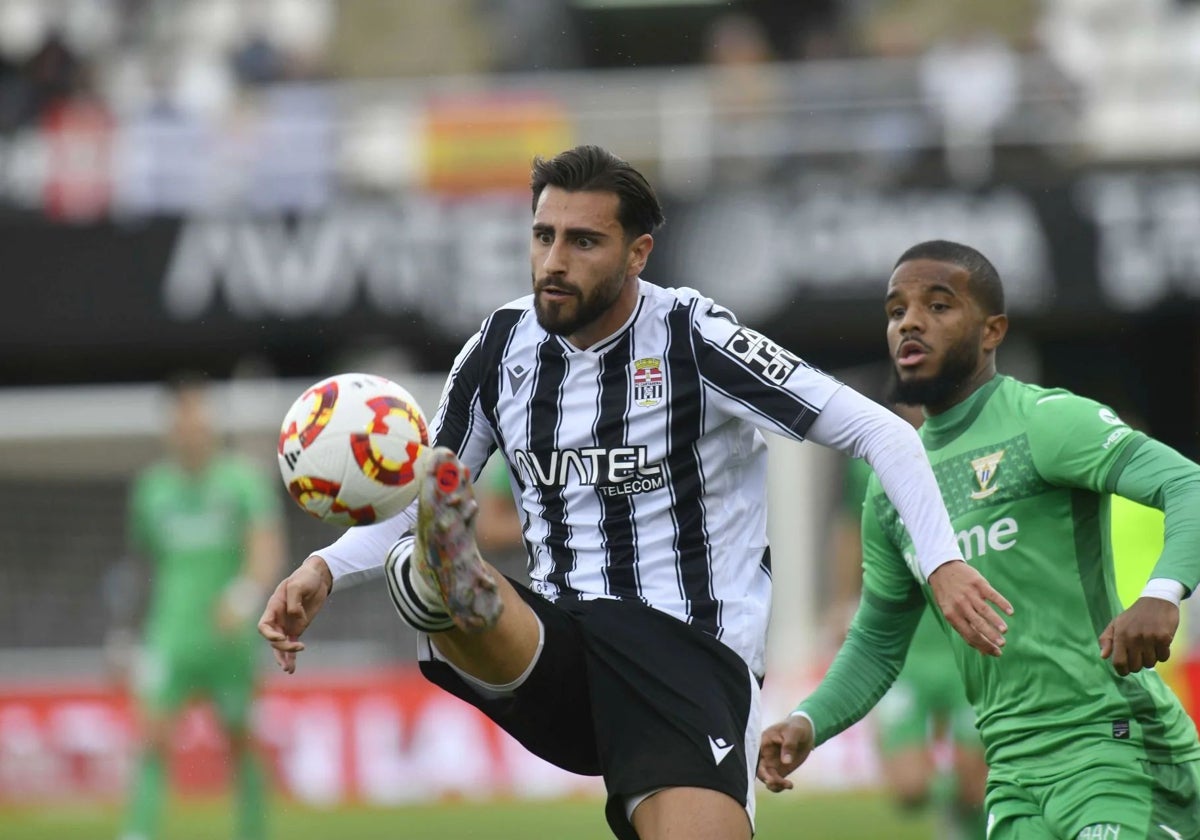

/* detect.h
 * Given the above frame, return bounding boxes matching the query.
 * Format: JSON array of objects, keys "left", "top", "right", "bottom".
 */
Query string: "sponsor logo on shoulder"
[
  {"left": 969, "top": 450, "right": 1005, "bottom": 500},
  {"left": 1102, "top": 427, "right": 1131, "bottom": 450},
  {"left": 723, "top": 326, "right": 800, "bottom": 386}
]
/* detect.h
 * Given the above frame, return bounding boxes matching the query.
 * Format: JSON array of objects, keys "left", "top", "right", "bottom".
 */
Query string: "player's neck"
[{"left": 925, "top": 365, "right": 998, "bottom": 416}]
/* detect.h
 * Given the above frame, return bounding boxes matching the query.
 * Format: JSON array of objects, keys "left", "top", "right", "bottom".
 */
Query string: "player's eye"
[
  {"left": 575, "top": 236, "right": 594, "bottom": 249},
  {"left": 535, "top": 231, "right": 553, "bottom": 245},
  {"left": 888, "top": 306, "right": 905, "bottom": 319},
  {"left": 930, "top": 301, "right": 949, "bottom": 312}
]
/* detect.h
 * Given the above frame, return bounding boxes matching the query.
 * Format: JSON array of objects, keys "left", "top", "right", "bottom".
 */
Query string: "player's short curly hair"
[
  {"left": 894, "top": 240, "right": 1006, "bottom": 316},
  {"left": 530, "top": 145, "right": 665, "bottom": 239}
]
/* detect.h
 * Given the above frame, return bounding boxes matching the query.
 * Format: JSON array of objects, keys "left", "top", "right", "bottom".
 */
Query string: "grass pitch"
[{"left": 0, "top": 790, "right": 936, "bottom": 839}]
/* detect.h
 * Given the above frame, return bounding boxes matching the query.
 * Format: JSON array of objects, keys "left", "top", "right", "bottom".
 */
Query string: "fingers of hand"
[
  {"left": 1156, "top": 640, "right": 1172, "bottom": 663},
  {"left": 756, "top": 759, "right": 794, "bottom": 793},
  {"left": 1111, "top": 635, "right": 1129, "bottom": 676},
  {"left": 951, "top": 610, "right": 1002, "bottom": 657},
  {"left": 982, "top": 583, "right": 1015, "bottom": 617}
]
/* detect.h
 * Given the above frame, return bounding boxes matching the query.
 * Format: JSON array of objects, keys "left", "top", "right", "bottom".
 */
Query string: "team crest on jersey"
[
  {"left": 969, "top": 450, "right": 1005, "bottom": 500},
  {"left": 632, "top": 357, "right": 664, "bottom": 407}
]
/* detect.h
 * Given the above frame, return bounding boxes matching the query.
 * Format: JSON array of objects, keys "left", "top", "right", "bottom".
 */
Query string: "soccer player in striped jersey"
[
  {"left": 258, "top": 149, "right": 1011, "bottom": 840},
  {"left": 759, "top": 240, "right": 1200, "bottom": 839}
]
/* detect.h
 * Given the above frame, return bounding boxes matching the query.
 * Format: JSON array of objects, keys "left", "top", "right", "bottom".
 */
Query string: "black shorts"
[{"left": 418, "top": 579, "right": 759, "bottom": 840}]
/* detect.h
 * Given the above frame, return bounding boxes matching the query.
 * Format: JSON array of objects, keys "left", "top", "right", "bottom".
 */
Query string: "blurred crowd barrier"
[
  {"left": 0, "top": 664, "right": 882, "bottom": 805},
  {"left": 3, "top": 658, "right": 1199, "bottom": 805}
]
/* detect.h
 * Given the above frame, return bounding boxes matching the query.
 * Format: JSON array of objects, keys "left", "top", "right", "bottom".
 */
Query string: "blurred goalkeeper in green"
[
  {"left": 110, "top": 376, "right": 284, "bottom": 840},
  {"left": 759, "top": 240, "right": 1200, "bottom": 839}
]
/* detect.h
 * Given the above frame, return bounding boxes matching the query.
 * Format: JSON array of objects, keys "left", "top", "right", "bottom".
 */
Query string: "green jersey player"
[
  {"left": 759, "top": 241, "right": 1200, "bottom": 839},
  {"left": 117, "top": 378, "right": 284, "bottom": 840}
]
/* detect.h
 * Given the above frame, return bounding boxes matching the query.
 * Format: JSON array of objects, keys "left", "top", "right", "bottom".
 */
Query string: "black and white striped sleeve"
[{"left": 691, "top": 299, "right": 842, "bottom": 441}]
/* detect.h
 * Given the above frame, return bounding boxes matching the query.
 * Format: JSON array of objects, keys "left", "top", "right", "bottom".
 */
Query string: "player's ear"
[
  {"left": 627, "top": 233, "right": 653, "bottom": 277},
  {"left": 982, "top": 313, "right": 1008, "bottom": 352}
]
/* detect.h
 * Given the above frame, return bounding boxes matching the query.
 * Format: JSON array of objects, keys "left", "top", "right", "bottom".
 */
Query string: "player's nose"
[{"left": 541, "top": 239, "right": 568, "bottom": 274}]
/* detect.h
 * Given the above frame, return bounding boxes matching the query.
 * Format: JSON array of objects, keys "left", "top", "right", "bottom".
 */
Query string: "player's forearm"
[
  {"left": 795, "top": 590, "right": 924, "bottom": 747},
  {"left": 807, "top": 388, "right": 960, "bottom": 580},
  {"left": 1113, "top": 438, "right": 1200, "bottom": 593},
  {"left": 320, "top": 504, "right": 416, "bottom": 588}
]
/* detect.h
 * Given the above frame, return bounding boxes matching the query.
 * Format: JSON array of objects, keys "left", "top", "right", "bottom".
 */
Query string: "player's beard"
[
  {"left": 533, "top": 266, "right": 626, "bottom": 337},
  {"left": 887, "top": 329, "right": 980, "bottom": 408}
]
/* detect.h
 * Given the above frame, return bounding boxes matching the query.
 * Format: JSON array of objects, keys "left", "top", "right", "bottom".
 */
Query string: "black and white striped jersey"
[
  {"left": 325, "top": 280, "right": 843, "bottom": 677},
  {"left": 324, "top": 282, "right": 968, "bottom": 676}
]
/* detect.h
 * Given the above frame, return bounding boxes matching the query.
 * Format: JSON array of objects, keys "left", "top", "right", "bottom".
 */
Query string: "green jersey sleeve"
[
  {"left": 1026, "top": 393, "right": 1200, "bottom": 593},
  {"left": 1111, "top": 437, "right": 1200, "bottom": 593},
  {"left": 1025, "top": 393, "right": 1143, "bottom": 494},
  {"left": 796, "top": 487, "right": 925, "bottom": 745}
]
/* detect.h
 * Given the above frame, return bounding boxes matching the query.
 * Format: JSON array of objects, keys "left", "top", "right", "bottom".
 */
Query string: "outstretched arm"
[
  {"left": 759, "top": 589, "right": 924, "bottom": 791},
  {"left": 807, "top": 387, "right": 1012, "bottom": 656}
]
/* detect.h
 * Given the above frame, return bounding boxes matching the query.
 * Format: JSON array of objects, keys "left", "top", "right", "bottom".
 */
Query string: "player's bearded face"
[
  {"left": 888, "top": 323, "right": 982, "bottom": 407},
  {"left": 533, "top": 262, "right": 627, "bottom": 337}
]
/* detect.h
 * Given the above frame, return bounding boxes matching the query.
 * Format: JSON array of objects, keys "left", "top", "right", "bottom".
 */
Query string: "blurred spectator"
[
  {"left": 701, "top": 12, "right": 780, "bottom": 186},
  {"left": 329, "top": 0, "right": 492, "bottom": 78},
  {"left": 919, "top": 27, "right": 1018, "bottom": 185},
  {"left": 480, "top": 0, "right": 582, "bottom": 73},
  {"left": 231, "top": 32, "right": 288, "bottom": 87},
  {"left": 112, "top": 54, "right": 215, "bottom": 215}
]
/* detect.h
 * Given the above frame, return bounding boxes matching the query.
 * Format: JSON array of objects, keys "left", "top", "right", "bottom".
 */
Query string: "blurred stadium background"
[{"left": 2, "top": 0, "right": 1200, "bottom": 837}]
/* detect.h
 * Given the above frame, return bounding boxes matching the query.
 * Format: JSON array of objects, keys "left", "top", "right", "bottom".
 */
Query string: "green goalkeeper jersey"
[
  {"left": 802, "top": 375, "right": 1200, "bottom": 777},
  {"left": 129, "top": 455, "right": 280, "bottom": 654}
]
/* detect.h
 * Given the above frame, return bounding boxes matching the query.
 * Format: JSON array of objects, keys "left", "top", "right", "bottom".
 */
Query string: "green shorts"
[
  {"left": 986, "top": 753, "right": 1200, "bottom": 839},
  {"left": 136, "top": 641, "right": 257, "bottom": 728},
  {"left": 873, "top": 655, "right": 978, "bottom": 755}
]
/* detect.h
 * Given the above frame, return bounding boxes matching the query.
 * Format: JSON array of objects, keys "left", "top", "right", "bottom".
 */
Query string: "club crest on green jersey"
[
  {"left": 970, "top": 450, "right": 1005, "bottom": 500},
  {"left": 964, "top": 453, "right": 1003, "bottom": 499}
]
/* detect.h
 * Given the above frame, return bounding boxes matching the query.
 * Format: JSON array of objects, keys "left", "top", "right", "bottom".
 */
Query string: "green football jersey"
[
  {"left": 862, "top": 375, "right": 1200, "bottom": 775},
  {"left": 129, "top": 455, "right": 280, "bottom": 654}
]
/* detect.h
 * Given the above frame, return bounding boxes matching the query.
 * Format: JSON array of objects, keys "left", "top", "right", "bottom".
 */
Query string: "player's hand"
[
  {"left": 257, "top": 555, "right": 333, "bottom": 674},
  {"left": 1098, "top": 597, "right": 1179, "bottom": 676},
  {"left": 928, "top": 560, "right": 1013, "bottom": 657},
  {"left": 757, "top": 715, "right": 815, "bottom": 793}
]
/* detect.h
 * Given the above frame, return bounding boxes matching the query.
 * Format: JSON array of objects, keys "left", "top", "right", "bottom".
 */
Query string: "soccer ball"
[{"left": 277, "top": 372, "right": 430, "bottom": 526}]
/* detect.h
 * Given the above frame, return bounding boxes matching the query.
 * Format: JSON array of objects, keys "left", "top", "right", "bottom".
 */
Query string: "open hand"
[
  {"left": 928, "top": 560, "right": 1013, "bottom": 657},
  {"left": 1099, "top": 597, "right": 1179, "bottom": 676},
  {"left": 257, "top": 555, "right": 333, "bottom": 674},
  {"left": 757, "top": 715, "right": 816, "bottom": 793}
]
